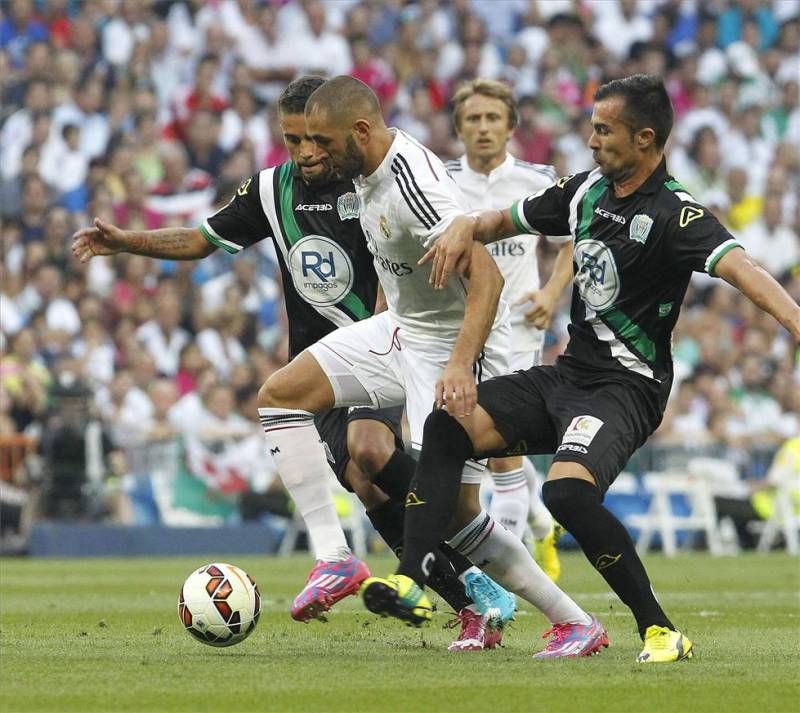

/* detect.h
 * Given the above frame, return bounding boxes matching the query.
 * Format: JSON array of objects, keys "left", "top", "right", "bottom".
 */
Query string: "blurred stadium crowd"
[{"left": 0, "top": 0, "right": 798, "bottom": 529}]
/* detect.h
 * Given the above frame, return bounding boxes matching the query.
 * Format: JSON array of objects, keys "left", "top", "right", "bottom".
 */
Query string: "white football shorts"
[
  {"left": 509, "top": 346, "right": 543, "bottom": 372},
  {"left": 306, "top": 311, "right": 511, "bottom": 484}
]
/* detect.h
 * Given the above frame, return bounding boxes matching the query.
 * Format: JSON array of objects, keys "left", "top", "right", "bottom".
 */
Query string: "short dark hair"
[
  {"left": 61, "top": 123, "right": 79, "bottom": 140},
  {"left": 198, "top": 52, "right": 219, "bottom": 67},
  {"left": 278, "top": 75, "right": 327, "bottom": 115},
  {"left": 594, "top": 74, "right": 674, "bottom": 149}
]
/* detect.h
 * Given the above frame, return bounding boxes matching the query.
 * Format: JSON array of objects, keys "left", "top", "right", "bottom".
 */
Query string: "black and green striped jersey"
[
  {"left": 510, "top": 158, "right": 742, "bottom": 404},
  {"left": 199, "top": 162, "right": 378, "bottom": 359}
]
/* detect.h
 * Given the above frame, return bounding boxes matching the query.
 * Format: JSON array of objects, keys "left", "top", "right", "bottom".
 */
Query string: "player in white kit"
[
  {"left": 291, "top": 76, "right": 603, "bottom": 656},
  {"left": 256, "top": 79, "right": 519, "bottom": 649},
  {"left": 447, "top": 80, "right": 575, "bottom": 581}
]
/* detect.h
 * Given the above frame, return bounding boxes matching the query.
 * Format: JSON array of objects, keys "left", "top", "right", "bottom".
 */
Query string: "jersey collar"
[
  {"left": 460, "top": 151, "right": 516, "bottom": 181},
  {"left": 356, "top": 127, "right": 399, "bottom": 189},
  {"left": 632, "top": 157, "right": 669, "bottom": 196}
]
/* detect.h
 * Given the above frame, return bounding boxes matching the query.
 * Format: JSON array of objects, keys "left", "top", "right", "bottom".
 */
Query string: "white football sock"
[
  {"left": 447, "top": 510, "right": 590, "bottom": 625},
  {"left": 259, "top": 407, "right": 350, "bottom": 562},
  {"left": 489, "top": 466, "right": 530, "bottom": 539},
  {"left": 523, "top": 457, "right": 554, "bottom": 540}
]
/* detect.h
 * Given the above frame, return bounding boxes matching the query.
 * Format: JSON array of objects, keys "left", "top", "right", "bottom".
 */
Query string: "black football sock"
[
  {"left": 438, "top": 541, "right": 474, "bottom": 577},
  {"left": 366, "top": 498, "right": 471, "bottom": 611},
  {"left": 365, "top": 497, "right": 406, "bottom": 559},
  {"left": 425, "top": 550, "right": 472, "bottom": 612},
  {"left": 543, "top": 478, "right": 674, "bottom": 639},
  {"left": 397, "top": 410, "right": 473, "bottom": 587},
  {"left": 372, "top": 449, "right": 415, "bottom": 503}
]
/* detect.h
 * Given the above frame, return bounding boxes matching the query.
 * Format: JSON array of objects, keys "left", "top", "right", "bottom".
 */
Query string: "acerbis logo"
[
  {"left": 287, "top": 235, "right": 354, "bottom": 307},
  {"left": 595, "top": 553, "right": 621, "bottom": 570},
  {"left": 594, "top": 207, "right": 626, "bottom": 224},
  {"left": 295, "top": 203, "right": 332, "bottom": 211},
  {"left": 405, "top": 491, "right": 426, "bottom": 507},
  {"left": 679, "top": 205, "right": 703, "bottom": 227}
]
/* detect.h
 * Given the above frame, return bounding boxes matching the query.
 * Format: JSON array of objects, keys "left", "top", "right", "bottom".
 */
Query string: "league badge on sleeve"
[
  {"left": 629, "top": 214, "right": 653, "bottom": 245},
  {"left": 679, "top": 205, "right": 704, "bottom": 228}
]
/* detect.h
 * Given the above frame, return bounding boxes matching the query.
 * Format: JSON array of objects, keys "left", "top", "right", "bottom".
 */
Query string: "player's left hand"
[
  {"left": 519, "top": 287, "right": 558, "bottom": 330},
  {"left": 436, "top": 361, "right": 477, "bottom": 417},
  {"left": 418, "top": 215, "right": 476, "bottom": 290}
]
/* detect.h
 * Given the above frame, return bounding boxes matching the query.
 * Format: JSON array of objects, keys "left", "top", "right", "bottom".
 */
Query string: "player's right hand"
[
  {"left": 436, "top": 361, "right": 477, "bottom": 418},
  {"left": 418, "top": 215, "right": 476, "bottom": 289},
  {"left": 71, "top": 217, "right": 128, "bottom": 262},
  {"left": 519, "top": 287, "right": 558, "bottom": 330}
]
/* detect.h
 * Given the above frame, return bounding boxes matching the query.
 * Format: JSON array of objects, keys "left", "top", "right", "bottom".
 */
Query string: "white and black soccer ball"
[{"left": 178, "top": 563, "right": 261, "bottom": 647}]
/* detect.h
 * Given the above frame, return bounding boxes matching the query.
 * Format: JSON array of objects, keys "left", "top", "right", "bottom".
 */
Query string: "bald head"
[
  {"left": 306, "top": 75, "right": 383, "bottom": 127},
  {"left": 305, "top": 76, "right": 391, "bottom": 180}
]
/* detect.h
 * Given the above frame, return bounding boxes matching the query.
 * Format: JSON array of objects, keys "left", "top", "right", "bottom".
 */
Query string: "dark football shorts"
[
  {"left": 477, "top": 362, "right": 661, "bottom": 495},
  {"left": 314, "top": 405, "right": 404, "bottom": 488}
]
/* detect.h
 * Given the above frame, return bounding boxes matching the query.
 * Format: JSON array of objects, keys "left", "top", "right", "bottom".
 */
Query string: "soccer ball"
[{"left": 178, "top": 562, "right": 261, "bottom": 647}]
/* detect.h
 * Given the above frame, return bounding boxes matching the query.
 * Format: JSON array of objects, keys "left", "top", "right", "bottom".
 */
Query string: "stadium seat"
[
  {"left": 627, "top": 464, "right": 730, "bottom": 556},
  {"left": 756, "top": 484, "right": 799, "bottom": 555}
]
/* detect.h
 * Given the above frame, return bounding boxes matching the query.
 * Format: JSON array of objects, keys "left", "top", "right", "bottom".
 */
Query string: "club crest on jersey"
[
  {"left": 379, "top": 215, "right": 391, "bottom": 239},
  {"left": 629, "top": 214, "right": 653, "bottom": 244},
  {"left": 337, "top": 192, "right": 360, "bottom": 220}
]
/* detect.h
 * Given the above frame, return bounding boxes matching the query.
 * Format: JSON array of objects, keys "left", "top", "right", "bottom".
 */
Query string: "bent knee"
[
  {"left": 348, "top": 441, "right": 393, "bottom": 476},
  {"left": 423, "top": 408, "right": 457, "bottom": 436},
  {"left": 345, "top": 468, "right": 372, "bottom": 496},
  {"left": 257, "top": 374, "right": 294, "bottom": 409},
  {"left": 541, "top": 481, "right": 565, "bottom": 514}
]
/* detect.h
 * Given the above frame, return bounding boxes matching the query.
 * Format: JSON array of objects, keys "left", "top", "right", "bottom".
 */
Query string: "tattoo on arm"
[{"left": 129, "top": 228, "right": 211, "bottom": 260}]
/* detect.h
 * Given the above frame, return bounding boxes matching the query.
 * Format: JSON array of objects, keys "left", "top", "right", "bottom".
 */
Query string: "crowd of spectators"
[{"left": 0, "top": 0, "right": 798, "bottom": 527}]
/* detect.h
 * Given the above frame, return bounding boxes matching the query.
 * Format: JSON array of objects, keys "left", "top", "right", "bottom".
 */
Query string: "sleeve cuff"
[
  {"left": 705, "top": 239, "right": 743, "bottom": 276},
  {"left": 199, "top": 222, "right": 242, "bottom": 254},
  {"left": 510, "top": 201, "right": 533, "bottom": 234}
]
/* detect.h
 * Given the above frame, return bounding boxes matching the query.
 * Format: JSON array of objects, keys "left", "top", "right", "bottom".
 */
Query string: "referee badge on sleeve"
[{"left": 629, "top": 214, "right": 653, "bottom": 245}]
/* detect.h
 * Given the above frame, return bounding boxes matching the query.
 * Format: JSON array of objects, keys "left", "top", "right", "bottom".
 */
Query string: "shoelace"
[
  {"left": 444, "top": 611, "right": 483, "bottom": 640},
  {"left": 541, "top": 624, "right": 569, "bottom": 645},
  {"left": 443, "top": 609, "right": 472, "bottom": 627}
]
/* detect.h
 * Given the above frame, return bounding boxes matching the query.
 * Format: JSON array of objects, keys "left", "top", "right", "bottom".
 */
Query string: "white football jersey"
[
  {"left": 353, "top": 128, "right": 509, "bottom": 352},
  {"left": 446, "top": 153, "right": 569, "bottom": 350}
]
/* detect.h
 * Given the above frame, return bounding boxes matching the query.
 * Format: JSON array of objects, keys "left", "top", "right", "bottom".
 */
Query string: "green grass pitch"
[{"left": 1, "top": 552, "right": 798, "bottom": 712}]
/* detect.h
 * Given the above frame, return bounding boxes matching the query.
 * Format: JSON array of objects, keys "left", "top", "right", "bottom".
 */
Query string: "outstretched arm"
[
  {"left": 420, "top": 208, "right": 517, "bottom": 290},
  {"left": 72, "top": 218, "right": 216, "bottom": 263},
  {"left": 714, "top": 247, "right": 800, "bottom": 342},
  {"left": 436, "top": 243, "right": 504, "bottom": 417}
]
